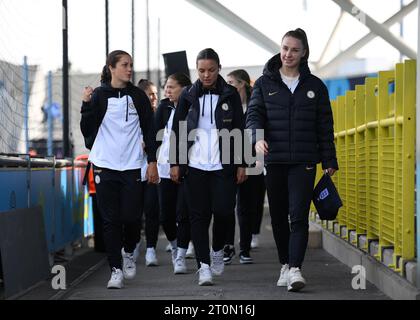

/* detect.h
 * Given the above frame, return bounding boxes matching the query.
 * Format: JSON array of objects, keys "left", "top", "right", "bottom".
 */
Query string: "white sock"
[
  {"left": 170, "top": 239, "right": 178, "bottom": 250},
  {"left": 177, "top": 248, "right": 187, "bottom": 259}
]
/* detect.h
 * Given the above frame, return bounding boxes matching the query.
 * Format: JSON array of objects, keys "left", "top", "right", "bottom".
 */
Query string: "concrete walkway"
[{"left": 18, "top": 211, "right": 389, "bottom": 301}]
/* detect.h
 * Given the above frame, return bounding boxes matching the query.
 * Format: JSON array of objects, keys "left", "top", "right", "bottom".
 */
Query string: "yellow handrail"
[{"left": 312, "top": 60, "right": 416, "bottom": 274}]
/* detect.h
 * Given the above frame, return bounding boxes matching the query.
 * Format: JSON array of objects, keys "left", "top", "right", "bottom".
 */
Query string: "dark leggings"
[
  {"left": 176, "top": 182, "right": 191, "bottom": 249},
  {"left": 157, "top": 178, "right": 178, "bottom": 242},
  {"left": 251, "top": 173, "right": 266, "bottom": 235},
  {"left": 185, "top": 167, "right": 236, "bottom": 268},
  {"left": 140, "top": 182, "right": 159, "bottom": 248},
  {"left": 265, "top": 164, "right": 316, "bottom": 268},
  {"left": 224, "top": 173, "right": 266, "bottom": 251},
  {"left": 94, "top": 166, "right": 142, "bottom": 270},
  {"left": 236, "top": 173, "right": 265, "bottom": 252}
]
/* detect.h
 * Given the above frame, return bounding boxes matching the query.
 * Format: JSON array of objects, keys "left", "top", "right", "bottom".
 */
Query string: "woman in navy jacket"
[
  {"left": 246, "top": 29, "right": 338, "bottom": 292},
  {"left": 170, "top": 48, "right": 247, "bottom": 286}
]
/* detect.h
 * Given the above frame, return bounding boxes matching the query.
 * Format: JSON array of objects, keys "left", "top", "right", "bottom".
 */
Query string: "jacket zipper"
[
  {"left": 125, "top": 93, "right": 128, "bottom": 122},
  {"left": 279, "top": 77, "right": 305, "bottom": 162},
  {"left": 289, "top": 91, "right": 293, "bottom": 162}
]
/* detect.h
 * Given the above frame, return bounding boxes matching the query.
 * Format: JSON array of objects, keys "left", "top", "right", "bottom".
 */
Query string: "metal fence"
[{"left": 311, "top": 60, "right": 416, "bottom": 275}]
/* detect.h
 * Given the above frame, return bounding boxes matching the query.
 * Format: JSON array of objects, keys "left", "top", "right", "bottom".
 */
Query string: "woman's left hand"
[
  {"left": 325, "top": 168, "right": 336, "bottom": 176},
  {"left": 236, "top": 167, "right": 247, "bottom": 184},
  {"left": 146, "top": 162, "right": 159, "bottom": 184}
]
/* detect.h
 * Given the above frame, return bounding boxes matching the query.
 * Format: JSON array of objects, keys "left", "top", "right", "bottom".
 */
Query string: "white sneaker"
[
  {"left": 186, "top": 242, "right": 195, "bottom": 259},
  {"left": 210, "top": 249, "right": 224, "bottom": 276},
  {"left": 107, "top": 267, "right": 124, "bottom": 289},
  {"left": 287, "top": 267, "right": 306, "bottom": 292},
  {"left": 165, "top": 242, "right": 172, "bottom": 252},
  {"left": 171, "top": 248, "right": 178, "bottom": 265},
  {"left": 174, "top": 256, "right": 187, "bottom": 274},
  {"left": 197, "top": 262, "right": 213, "bottom": 286},
  {"left": 251, "top": 234, "right": 259, "bottom": 249},
  {"left": 133, "top": 239, "right": 142, "bottom": 263},
  {"left": 276, "top": 264, "right": 289, "bottom": 287},
  {"left": 121, "top": 248, "right": 136, "bottom": 280},
  {"left": 145, "top": 247, "right": 158, "bottom": 266}
]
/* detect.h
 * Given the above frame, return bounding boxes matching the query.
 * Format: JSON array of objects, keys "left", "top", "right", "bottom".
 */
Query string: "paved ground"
[{"left": 17, "top": 211, "right": 389, "bottom": 301}]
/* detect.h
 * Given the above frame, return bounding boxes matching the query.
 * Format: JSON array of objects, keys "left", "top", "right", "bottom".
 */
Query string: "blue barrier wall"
[
  {"left": 30, "top": 168, "right": 55, "bottom": 252},
  {"left": 0, "top": 169, "right": 28, "bottom": 212},
  {"left": 0, "top": 158, "right": 88, "bottom": 254},
  {"left": 324, "top": 74, "right": 376, "bottom": 100}
]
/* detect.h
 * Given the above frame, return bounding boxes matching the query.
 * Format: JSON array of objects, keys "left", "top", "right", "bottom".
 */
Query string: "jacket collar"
[
  {"left": 100, "top": 81, "right": 136, "bottom": 94},
  {"left": 159, "top": 97, "right": 175, "bottom": 109},
  {"left": 263, "top": 53, "right": 311, "bottom": 82},
  {"left": 185, "top": 75, "right": 235, "bottom": 103}
]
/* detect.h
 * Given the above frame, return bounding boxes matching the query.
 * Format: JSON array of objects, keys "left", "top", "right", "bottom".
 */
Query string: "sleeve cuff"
[{"left": 322, "top": 159, "right": 339, "bottom": 170}]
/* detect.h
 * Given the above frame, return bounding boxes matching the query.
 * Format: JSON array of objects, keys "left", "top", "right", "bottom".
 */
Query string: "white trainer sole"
[
  {"left": 107, "top": 282, "right": 124, "bottom": 289},
  {"left": 199, "top": 279, "right": 214, "bottom": 286},
  {"left": 287, "top": 280, "right": 305, "bottom": 292}
]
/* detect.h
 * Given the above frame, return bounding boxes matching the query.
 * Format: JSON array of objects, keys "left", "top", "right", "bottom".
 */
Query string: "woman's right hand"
[
  {"left": 82, "top": 86, "right": 93, "bottom": 102},
  {"left": 255, "top": 140, "right": 268, "bottom": 156},
  {"left": 146, "top": 162, "right": 159, "bottom": 184},
  {"left": 170, "top": 166, "right": 180, "bottom": 184}
]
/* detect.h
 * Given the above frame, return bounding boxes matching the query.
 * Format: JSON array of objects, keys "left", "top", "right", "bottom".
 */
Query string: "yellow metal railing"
[{"left": 311, "top": 60, "right": 416, "bottom": 274}]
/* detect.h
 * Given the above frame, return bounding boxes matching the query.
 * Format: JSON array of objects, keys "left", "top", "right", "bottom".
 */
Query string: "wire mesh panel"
[
  {"left": 336, "top": 96, "right": 347, "bottom": 236},
  {"left": 329, "top": 99, "right": 339, "bottom": 232},
  {"left": 365, "top": 78, "right": 380, "bottom": 241},
  {"left": 355, "top": 85, "right": 367, "bottom": 237},
  {"left": 378, "top": 71, "right": 395, "bottom": 257},
  {"left": 345, "top": 91, "right": 357, "bottom": 236}
]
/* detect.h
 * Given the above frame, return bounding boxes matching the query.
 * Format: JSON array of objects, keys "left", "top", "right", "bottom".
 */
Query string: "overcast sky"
[{"left": 0, "top": 0, "right": 417, "bottom": 75}]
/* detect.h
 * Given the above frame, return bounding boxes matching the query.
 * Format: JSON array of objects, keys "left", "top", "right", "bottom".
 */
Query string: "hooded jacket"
[
  {"left": 80, "top": 81, "right": 156, "bottom": 164},
  {"left": 154, "top": 98, "right": 175, "bottom": 149},
  {"left": 171, "top": 75, "right": 246, "bottom": 175},
  {"left": 246, "top": 54, "right": 338, "bottom": 170}
]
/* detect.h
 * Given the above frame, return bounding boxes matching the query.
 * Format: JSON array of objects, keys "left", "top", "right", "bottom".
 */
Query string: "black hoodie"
[
  {"left": 246, "top": 54, "right": 338, "bottom": 170},
  {"left": 80, "top": 81, "right": 157, "bottom": 163},
  {"left": 170, "top": 75, "right": 246, "bottom": 175}
]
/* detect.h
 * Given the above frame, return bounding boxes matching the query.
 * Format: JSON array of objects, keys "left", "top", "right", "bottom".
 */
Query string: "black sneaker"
[
  {"left": 239, "top": 251, "right": 253, "bottom": 264},
  {"left": 223, "top": 245, "right": 235, "bottom": 265}
]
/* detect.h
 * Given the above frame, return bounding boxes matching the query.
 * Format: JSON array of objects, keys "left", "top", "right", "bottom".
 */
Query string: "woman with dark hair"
[
  {"left": 80, "top": 50, "right": 158, "bottom": 289},
  {"left": 246, "top": 28, "right": 338, "bottom": 292},
  {"left": 155, "top": 72, "right": 192, "bottom": 274},
  {"left": 170, "top": 48, "right": 247, "bottom": 286},
  {"left": 138, "top": 79, "right": 158, "bottom": 112},
  {"left": 227, "top": 69, "right": 252, "bottom": 113},
  {"left": 134, "top": 79, "right": 161, "bottom": 267},
  {"left": 221, "top": 69, "right": 266, "bottom": 265}
]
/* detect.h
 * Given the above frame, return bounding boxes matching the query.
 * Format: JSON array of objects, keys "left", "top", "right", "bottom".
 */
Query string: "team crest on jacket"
[
  {"left": 307, "top": 90, "right": 315, "bottom": 99},
  {"left": 95, "top": 175, "right": 101, "bottom": 184},
  {"left": 222, "top": 103, "right": 229, "bottom": 111},
  {"left": 129, "top": 102, "right": 135, "bottom": 109}
]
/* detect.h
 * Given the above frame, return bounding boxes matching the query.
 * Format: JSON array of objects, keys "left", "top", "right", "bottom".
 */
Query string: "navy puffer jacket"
[{"left": 246, "top": 54, "right": 338, "bottom": 170}]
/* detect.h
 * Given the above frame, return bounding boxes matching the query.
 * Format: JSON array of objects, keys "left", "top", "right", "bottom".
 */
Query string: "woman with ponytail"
[
  {"left": 246, "top": 28, "right": 338, "bottom": 292},
  {"left": 170, "top": 48, "right": 247, "bottom": 286},
  {"left": 80, "top": 50, "right": 158, "bottom": 289},
  {"left": 221, "top": 69, "right": 266, "bottom": 265}
]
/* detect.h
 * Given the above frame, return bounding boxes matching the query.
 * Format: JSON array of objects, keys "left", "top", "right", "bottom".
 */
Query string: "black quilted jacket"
[{"left": 246, "top": 54, "right": 338, "bottom": 170}]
